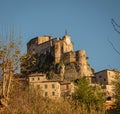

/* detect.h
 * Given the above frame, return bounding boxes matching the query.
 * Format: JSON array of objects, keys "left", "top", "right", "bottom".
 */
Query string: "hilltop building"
[{"left": 27, "top": 35, "right": 93, "bottom": 77}]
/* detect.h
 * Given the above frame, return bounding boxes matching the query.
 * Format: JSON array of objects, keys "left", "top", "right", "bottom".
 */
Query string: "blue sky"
[{"left": 0, "top": 0, "right": 120, "bottom": 72}]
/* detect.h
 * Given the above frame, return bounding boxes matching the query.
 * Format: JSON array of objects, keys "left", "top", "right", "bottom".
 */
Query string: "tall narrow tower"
[
  {"left": 54, "top": 38, "right": 61, "bottom": 63},
  {"left": 76, "top": 50, "right": 93, "bottom": 76}
]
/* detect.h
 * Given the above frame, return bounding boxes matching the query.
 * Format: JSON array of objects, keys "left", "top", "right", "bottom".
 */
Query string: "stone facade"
[
  {"left": 29, "top": 73, "right": 74, "bottom": 98},
  {"left": 93, "top": 69, "right": 120, "bottom": 101},
  {"left": 75, "top": 50, "right": 93, "bottom": 76},
  {"left": 27, "top": 36, "right": 53, "bottom": 55},
  {"left": 94, "top": 69, "right": 119, "bottom": 85}
]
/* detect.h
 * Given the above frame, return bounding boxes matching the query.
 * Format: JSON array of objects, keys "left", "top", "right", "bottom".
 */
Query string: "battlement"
[
  {"left": 27, "top": 36, "right": 52, "bottom": 45},
  {"left": 27, "top": 35, "right": 86, "bottom": 64},
  {"left": 38, "top": 36, "right": 52, "bottom": 44},
  {"left": 27, "top": 35, "right": 74, "bottom": 63},
  {"left": 62, "top": 35, "right": 71, "bottom": 42},
  {"left": 62, "top": 51, "right": 76, "bottom": 63},
  {"left": 62, "top": 50, "right": 87, "bottom": 64},
  {"left": 76, "top": 50, "right": 87, "bottom": 64},
  {"left": 27, "top": 36, "right": 53, "bottom": 54}
]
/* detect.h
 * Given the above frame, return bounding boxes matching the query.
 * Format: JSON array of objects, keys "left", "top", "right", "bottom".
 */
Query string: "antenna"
[{"left": 65, "top": 29, "right": 68, "bottom": 35}]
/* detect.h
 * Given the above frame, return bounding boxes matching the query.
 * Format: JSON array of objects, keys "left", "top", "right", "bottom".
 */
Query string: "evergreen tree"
[
  {"left": 112, "top": 72, "right": 120, "bottom": 113},
  {"left": 20, "top": 52, "right": 54, "bottom": 76},
  {"left": 74, "top": 77, "right": 105, "bottom": 111}
]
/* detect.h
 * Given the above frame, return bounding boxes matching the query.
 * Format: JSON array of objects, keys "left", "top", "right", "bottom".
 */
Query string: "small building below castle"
[
  {"left": 29, "top": 73, "right": 74, "bottom": 98},
  {"left": 92, "top": 69, "right": 120, "bottom": 105}
]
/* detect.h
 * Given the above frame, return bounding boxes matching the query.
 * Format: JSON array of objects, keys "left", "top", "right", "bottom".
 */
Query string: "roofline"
[
  {"left": 30, "top": 81, "right": 61, "bottom": 83},
  {"left": 29, "top": 73, "right": 46, "bottom": 77},
  {"left": 29, "top": 80, "right": 71, "bottom": 84},
  {"left": 95, "top": 69, "right": 120, "bottom": 74},
  {"left": 27, "top": 36, "right": 53, "bottom": 45}
]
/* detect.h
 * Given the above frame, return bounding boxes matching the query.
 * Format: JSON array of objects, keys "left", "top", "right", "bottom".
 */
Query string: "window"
[
  {"left": 32, "top": 78, "right": 34, "bottom": 81},
  {"left": 99, "top": 76, "right": 102, "bottom": 78},
  {"left": 45, "top": 84, "right": 48, "bottom": 89},
  {"left": 106, "top": 96, "right": 111, "bottom": 101},
  {"left": 45, "top": 92, "right": 48, "bottom": 97},
  {"left": 66, "top": 84, "right": 69, "bottom": 89},
  {"left": 37, "top": 85, "right": 40, "bottom": 89},
  {"left": 38, "top": 77, "right": 40, "bottom": 80},
  {"left": 52, "top": 84, "right": 55, "bottom": 88},
  {"left": 52, "top": 92, "right": 55, "bottom": 96}
]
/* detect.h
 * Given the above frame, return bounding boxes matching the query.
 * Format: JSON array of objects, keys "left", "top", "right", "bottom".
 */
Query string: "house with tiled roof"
[{"left": 29, "top": 73, "right": 74, "bottom": 98}]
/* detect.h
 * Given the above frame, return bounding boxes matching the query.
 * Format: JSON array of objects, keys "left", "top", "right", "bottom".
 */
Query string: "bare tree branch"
[
  {"left": 0, "top": 27, "right": 21, "bottom": 100},
  {"left": 108, "top": 38, "right": 120, "bottom": 56},
  {"left": 111, "top": 18, "right": 120, "bottom": 34}
]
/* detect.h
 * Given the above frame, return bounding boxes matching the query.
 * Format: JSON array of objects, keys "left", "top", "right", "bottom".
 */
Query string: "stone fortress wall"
[
  {"left": 27, "top": 36, "right": 53, "bottom": 55},
  {"left": 27, "top": 35, "right": 86, "bottom": 64}
]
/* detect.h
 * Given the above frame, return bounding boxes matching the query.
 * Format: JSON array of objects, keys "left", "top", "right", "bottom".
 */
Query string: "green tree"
[
  {"left": 20, "top": 52, "right": 54, "bottom": 76},
  {"left": 74, "top": 77, "right": 105, "bottom": 111},
  {"left": 112, "top": 72, "right": 120, "bottom": 113},
  {"left": 20, "top": 53, "right": 39, "bottom": 75}
]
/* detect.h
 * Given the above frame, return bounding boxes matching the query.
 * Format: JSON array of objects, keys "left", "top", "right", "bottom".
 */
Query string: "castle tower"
[
  {"left": 54, "top": 38, "right": 61, "bottom": 63},
  {"left": 76, "top": 50, "right": 86, "bottom": 64},
  {"left": 62, "top": 35, "right": 73, "bottom": 53},
  {"left": 76, "top": 50, "right": 93, "bottom": 76}
]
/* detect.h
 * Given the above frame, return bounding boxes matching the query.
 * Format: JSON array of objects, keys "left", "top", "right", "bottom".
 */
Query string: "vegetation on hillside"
[
  {"left": 74, "top": 77, "right": 106, "bottom": 112},
  {"left": 20, "top": 52, "right": 54, "bottom": 76},
  {"left": 0, "top": 80, "right": 106, "bottom": 114},
  {"left": 112, "top": 72, "right": 120, "bottom": 114}
]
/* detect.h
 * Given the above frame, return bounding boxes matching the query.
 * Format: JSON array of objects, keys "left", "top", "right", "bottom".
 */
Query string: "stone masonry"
[{"left": 27, "top": 35, "right": 93, "bottom": 77}]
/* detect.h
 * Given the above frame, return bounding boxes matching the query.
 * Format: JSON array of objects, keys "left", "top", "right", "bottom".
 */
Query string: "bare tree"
[
  {"left": 0, "top": 28, "right": 21, "bottom": 104},
  {"left": 111, "top": 18, "right": 120, "bottom": 34},
  {"left": 109, "top": 18, "right": 120, "bottom": 56}
]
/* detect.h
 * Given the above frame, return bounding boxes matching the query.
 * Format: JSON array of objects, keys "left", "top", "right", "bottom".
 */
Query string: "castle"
[
  {"left": 27, "top": 35, "right": 74, "bottom": 63},
  {"left": 27, "top": 35, "right": 93, "bottom": 77}
]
